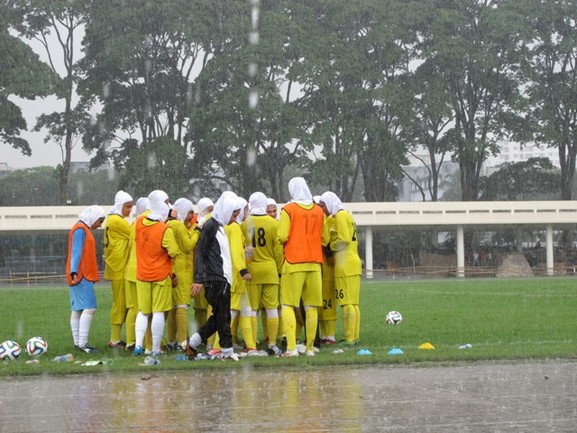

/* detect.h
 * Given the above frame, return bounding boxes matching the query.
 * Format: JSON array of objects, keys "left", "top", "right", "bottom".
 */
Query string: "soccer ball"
[
  {"left": 26, "top": 336, "right": 48, "bottom": 356},
  {"left": 386, "top": 310, "right": 403, "bottom": 325},
  {"left": 0, "top": 340, "right": 22, "bottom": 360}
]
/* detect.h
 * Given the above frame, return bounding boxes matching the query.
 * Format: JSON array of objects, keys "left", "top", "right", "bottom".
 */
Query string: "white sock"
[
  {"left": 189, "top": 332, "right": 202, "bottom": 349},
  {"left": 135, "top": 312, "right": 149, "bottom": 347},
  {"left": 151, "top": 312, "right": 165, "bottom": 353},
  {"left": 78, "top": 309, "right": 95, "bottom": 347},
  {"left": 70, "top": 311, "right": 81, "bottom": 346}
]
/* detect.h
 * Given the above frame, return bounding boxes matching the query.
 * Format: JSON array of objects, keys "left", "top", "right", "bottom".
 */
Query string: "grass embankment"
[{"left": 1, "top": 277, "right": 576, "bottom": 377}]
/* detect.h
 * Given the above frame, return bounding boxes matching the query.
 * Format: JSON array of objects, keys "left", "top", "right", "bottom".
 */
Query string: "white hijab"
[
  {"left": 212, "top": 191, "right": 240, "bottom": 226},
  {"left": 250, "top": 192, "right": 268, "bottom": 215},
  {"left": 79, "top": 205, "right": 106, "bottom": 227},
  {"left": 135, "top": 197, "right": 150, "bottom": 216},
  {"left": 110, "top": 190, "right": 133, "bottom": 215},
  {"left": 320, "top": 191, "right": 344, "bottom": 216},
  {"left": 288, "top": 177, "right": 313, "bottom": 205},
  {"left": 148, "top": 189, "right": 169, "bottom": 221},
  {"left": 236, "top": 197, "right": 248, "bottom": 223},
  {"left": 173, "top": 198, "right": 194, "bottom": 222}
]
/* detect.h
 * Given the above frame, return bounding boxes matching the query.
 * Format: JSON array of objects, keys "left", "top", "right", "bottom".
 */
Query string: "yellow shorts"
[
  {"left": 320, "top": 277, "right": 337, "bottom": 321},
  {"left": 110, "top": 279, "right": 127, "bottom": 324},
  {"left": 125, "top": 279, "right": 137, "bottom": 309},
  {"left": 280, "top": 270, "right": 322, "bottom": 307},
  {"left": 136, "top": 277, "right": 172, "bottom": 314},
  {"left": 247, "top": 283, "right": 279, "bottom": 310},
  {"left": 172, "top": 281, "right": 190, "bottom": 306},
  {"left": 193, "top": 287, "right": 208, "bottom": 310},
  {"left": 334, "top": 275, "right": 361, "bottom": 306}
]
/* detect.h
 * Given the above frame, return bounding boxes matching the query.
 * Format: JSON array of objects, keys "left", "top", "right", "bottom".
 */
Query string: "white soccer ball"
[
  {"left": 385, "top": 310, "right": 403, "bottom": 325},
  {"left": 26, "top": 336, "right": 48, "bottom": 356},
  {"left": 0, "top": 340, "right": 22, "bottom": 360}
]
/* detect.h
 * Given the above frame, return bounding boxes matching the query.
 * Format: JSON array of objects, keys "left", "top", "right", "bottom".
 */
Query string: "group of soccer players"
[{"left": 65, "top": 176, "right": 362, "bottom": 360}]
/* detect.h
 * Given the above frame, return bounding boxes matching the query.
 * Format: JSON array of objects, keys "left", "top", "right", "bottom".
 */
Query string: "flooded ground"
[{"left": 1, "top": 360, "right": 576, "bottom": 433}]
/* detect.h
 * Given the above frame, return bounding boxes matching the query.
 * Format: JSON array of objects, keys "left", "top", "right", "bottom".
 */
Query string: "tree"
[
  {"left": 0, "top": 2, "right": 56, "bottom": 157},
  {"left": 420, "top": 0, "right": 525, "bottom": 201},
  {"left": 0, "top": 167, "right": 59, "bottom": 206},
  {"left": 479, "top": 157, "right": 561, "bottom": 200},
  {"left": 119, "top": 136, "right": 190, "bottom": 200},
  {"left": 15, "top": 0, "right": 89, "bottom": 205},
  {"left": 516, "top": 0, "right": 577, "bottom": 201}
]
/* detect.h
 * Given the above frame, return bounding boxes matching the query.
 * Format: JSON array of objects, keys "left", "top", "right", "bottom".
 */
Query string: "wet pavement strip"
[{"left": 0, "top": 360, "right": 576, "bottom": 432}]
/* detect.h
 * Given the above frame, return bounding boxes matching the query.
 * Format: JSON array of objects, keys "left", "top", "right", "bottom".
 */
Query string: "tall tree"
[
  {"left": 15, "top": 0, "right": 88, "bottom": 204},
  {"left": 516, "top": 0, "right": 577, "bottom": 201},
  {"left": 420, "top": 0, "right": 525, "bottom": 201},
  {"left": 0, "top": 2, "right": 56, "bottom": 157}
]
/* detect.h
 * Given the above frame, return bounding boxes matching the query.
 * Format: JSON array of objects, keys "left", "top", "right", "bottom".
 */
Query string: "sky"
[{"left": 3, "top": 96, "right": 93, "bottom": 169}]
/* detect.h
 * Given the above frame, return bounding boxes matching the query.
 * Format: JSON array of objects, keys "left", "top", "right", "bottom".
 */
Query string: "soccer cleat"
[
  {"left": 296, "top": 343, "right": 306, "bottom": 354},
  {"left": 133, "top": 345, "right": 144, "bottom": 356},
  {"left": 125, "top": 344, "right": 135, "bottom": 352},
  {"left": 184, "top": 345, "right": 198, "bottom": 361},
  {"left": 77, "top": 343, "right": 99, "bottom": 354},
  {"left": 164, "top": 342, "right": 179, "bottom": 351},
  {"left": 281, "top": 349, "right": 299, "bottom": 358},
  {"left": 107, "top": 340, "right": 127, "bottom": 349},
  {"left": 320, "top": 338, "right": 337, "bottom": 345},
  {"left": 217, "top": 352, "right": 240, "bottom": 362},
  {"left": 267, "top": 344, "right": 281, "bottom": 356},
  {"left": 246, "top": 349, "right": 268, "bottom": 357},
  {"left": 207, "top": 348, "right": 222, "bottom": 356},
  {"left": 305, "top": 350, "right": 316, "bottom": 357},
  {"left": 150, "top": 351, "right": 163, "bottom": 357}
]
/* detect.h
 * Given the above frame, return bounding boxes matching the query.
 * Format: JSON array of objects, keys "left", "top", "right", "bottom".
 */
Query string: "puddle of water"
[{"left": 1, "top": 361, "right": 576, "bottom": 432}]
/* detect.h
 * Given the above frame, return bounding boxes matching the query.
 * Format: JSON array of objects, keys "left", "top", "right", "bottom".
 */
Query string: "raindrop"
[
  {"left": 249, "top": 89, "right": 259, "bottom": 109},
  {"left": 246, "top": 147, "right": 257, "bottom": 167},
  {"left": 102, "top": 83, "right": 110, "bottom": 99},
  {"left": 248, "top": 63, "right": 258, "bottom": 77},
  {"left": 251, "top": 6, "right": 259, "bottom": 29},
  {"left": 147, "top": 153, "right": 157, "bottom": 169},
  {"left": 248, "top": 30, "right": 259, "bottom": 45},
  {"left": 145, "top": 59, "right": 153, "bottom": 74}
]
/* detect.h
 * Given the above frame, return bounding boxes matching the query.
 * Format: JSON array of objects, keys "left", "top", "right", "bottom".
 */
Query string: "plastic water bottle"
[
  {"left": 245, "top": 245, "right": 254, "bottom": 264},
  {"left": 52, "top": 353, "right": 74, "bottom": 363},
  {"left": 144, "top": 356, "right": 160, "bottom": 365}
]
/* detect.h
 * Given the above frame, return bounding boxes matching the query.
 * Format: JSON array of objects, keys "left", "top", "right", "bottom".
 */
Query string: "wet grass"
[{"left": 1, "top": 277, "right": 576, "bottom": 377}]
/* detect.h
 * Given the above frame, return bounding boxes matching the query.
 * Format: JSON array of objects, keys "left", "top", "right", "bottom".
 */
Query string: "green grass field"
[{"left": 1, "top": 277, "right": 576, "bottom": 377}]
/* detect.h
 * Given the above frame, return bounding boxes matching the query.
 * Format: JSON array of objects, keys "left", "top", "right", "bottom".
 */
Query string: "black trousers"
[{"left": 198, "top": 281, "right": 232, "bottom": 349}]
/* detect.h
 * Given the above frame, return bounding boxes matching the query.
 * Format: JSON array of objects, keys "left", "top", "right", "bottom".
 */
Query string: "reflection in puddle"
[{"left": 1, "top": 362, "right": 576, "bottom": 432}]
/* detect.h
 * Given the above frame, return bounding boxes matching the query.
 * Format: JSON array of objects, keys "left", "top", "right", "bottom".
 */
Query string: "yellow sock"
[
  {"left": 266, "top": 316, "right": 279, "bottom": 347},
  {"left": 304, "top": 307, "right": 318, "bottom": 352},
  {"left": 342, "top": 304, "right": 356, "bottom": 343},
  {"left": 327, "top": 319, "right": 337, "bottom": 340},
  {"left": 176, "top": 307, "right": 188, "bottom": 344},
  {"left": 167, "top": 309, "right": 176, "bottom": 342},
  {"left": 194, "top": 308, "right": 207, "bottom": 331},
  {"left": 240, "top": 315, "right": 256, "bottom": 349},
  {"left": 251, "top": 315, "right": 258, "bottom": 346},
  {"left": 110, "top": 323, "right": 122, "bottom": 343},
  {"left": 125, "top": 307, "right": 136, "bottom": 346},
  {"left": 230, "top": 314, "right": 239, "bottom": 344},
  {"left": 260, "top": 309, "right": 268, "bottom": 342},
  {"left": 281, "top": 305, "right": 297, "bottom": 351},
  {"left": 354, "top": 305, "right": 361, "bottom": 342}
]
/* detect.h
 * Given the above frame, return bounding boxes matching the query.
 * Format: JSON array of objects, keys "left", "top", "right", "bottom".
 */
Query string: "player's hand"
[
  {"left": 69, "top": 272, "right": 79, "bottom": 285},
  {"left": 242, "top": 272, "right": 252, "bottom": 281},
  {"left": 190, "top": 283, "right": 203, "bottom": 297},
  {"left": 171, "top": 274, "right": 178, "bottom": 288}
]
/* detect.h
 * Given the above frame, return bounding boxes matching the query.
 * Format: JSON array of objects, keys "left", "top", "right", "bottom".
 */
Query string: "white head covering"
[
  {"left": 197, "top": 197, "right": 214, "bottom": 217},
  {"left": 288, "top": 177, "right": 313, "bottom": 205},
  {"left": 320, "top": 191, "right": 344, "bottom": 216},
  {"left": 212, "top": 191, "right": 240, "bottom": 226},
  {"left": 148, "top": 189, "right": 169, "bottom": 221},
  {"left": 135, "top": 197, "right": 150, "bottom": 216},
  {"left": 110, "top": 190, "right": 133, "bottom": 215},
  {"left": 173, "top": 198, "right": 194, "bottom": 222},
  {"left": 313, "top": 195, "right": 321, "bottom": 204},
  {"left": 266, "top": 197, "right": 277, "bottom": 207},
  {"left": 148, "top": 200, "right": 169, "bottom": 221},
  {"left": 250, "top": 192, "right": 268, "bottom": 215},
  {"left": 79, "top": 205, "right": 106, "bottom": 227},
  {"left": 236, "top": 197, "right": 248, "bottom": 223},
  {"left": 148, "top": 190, "right": 169, "bottom": 205}
]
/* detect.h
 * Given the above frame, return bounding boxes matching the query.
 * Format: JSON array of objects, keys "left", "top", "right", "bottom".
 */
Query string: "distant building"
[
  {"left": 0, "top": 162, "right": 14, "bottom": 178},
  {"left": 485, "top": 141, "right": 560, "bottom": 170}
]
